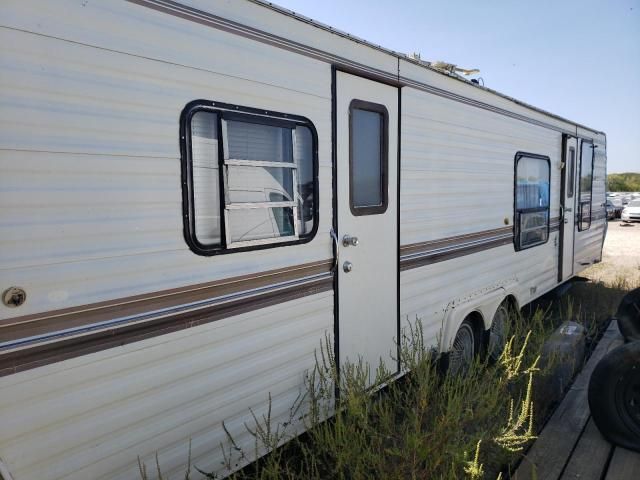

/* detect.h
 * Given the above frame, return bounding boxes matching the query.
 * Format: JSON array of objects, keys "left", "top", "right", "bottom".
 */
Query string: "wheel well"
[{"left": 505, "top": 295, "right": 519, "bottom": 314}]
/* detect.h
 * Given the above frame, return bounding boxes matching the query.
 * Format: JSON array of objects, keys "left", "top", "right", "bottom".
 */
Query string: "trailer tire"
[
  {"left": 588, "top": 342, "right": 640, "bottom": 453},
  {"left": 616, "top": 288, "right": 640, "bottom": 343},
  {"left": 447, "top": 318, "right": 480, "bottom": 375},
  {"left": 488, "top": 302, "right": 510, "bottom": 362}
]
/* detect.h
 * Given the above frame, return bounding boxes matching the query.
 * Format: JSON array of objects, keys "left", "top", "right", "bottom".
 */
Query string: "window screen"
[
  {"left": 182, "top": 102, "right": 317, "bottom": 255},
  {"left": 222, "top": 119, "right": 298, "bottom": 245},
  {"left": 514, "top": 153, "right": 550, "bottom": 250},
  {"left": 578, "top": 140, "right": 594, "bottom": 231},
  {"left": 349, "top": 100, "right": 388, "bottom": 216}
]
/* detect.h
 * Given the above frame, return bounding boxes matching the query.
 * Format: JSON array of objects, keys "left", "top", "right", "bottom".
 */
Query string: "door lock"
[
  {"left": 342, "top": 235, "right": 359, "bottom": 247},
  {"left": 343, "top": 261, "right": 353, "bottom": 273}
]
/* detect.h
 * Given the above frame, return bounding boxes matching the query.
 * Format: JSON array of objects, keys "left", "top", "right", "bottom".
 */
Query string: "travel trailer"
[{"left": 0, "top": 1, "right": 607, "bottom": 478}]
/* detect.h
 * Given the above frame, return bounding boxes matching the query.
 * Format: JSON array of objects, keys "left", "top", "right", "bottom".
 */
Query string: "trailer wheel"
[
  {"left": 448, "top": 319, "right": 479, "bottom": 375},
  {"left": 588, "top": 342, "right": 640, "bottom": 453},
  {"left": 616, "top": 288, "right": 640, "bottom": 343},
  {"left": 488, "top": 302, "right": 510, "bottom": 362}
]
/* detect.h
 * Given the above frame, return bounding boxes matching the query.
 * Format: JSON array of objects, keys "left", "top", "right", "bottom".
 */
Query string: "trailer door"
[
  {"left": 335, "top": 71, "right": 398, "bottom": 383},
  {"left": 559, "top": 135, "right": 578, "bottom": 281}
]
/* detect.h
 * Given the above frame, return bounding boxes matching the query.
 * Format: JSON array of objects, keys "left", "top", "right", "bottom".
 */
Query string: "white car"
[{"left": 621, "top": 199, "right": 640, "bottom": 223}]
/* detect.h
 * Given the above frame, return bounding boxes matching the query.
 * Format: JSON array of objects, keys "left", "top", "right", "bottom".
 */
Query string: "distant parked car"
[
  {"left": 606, "top": 201, "right": 616, "bottom": 220},
  {"left": 621, "top": 199, "right": 640, "bottom": 223},
  {"left": 609, "top": 197, "right": 624, "bottom": 218}
]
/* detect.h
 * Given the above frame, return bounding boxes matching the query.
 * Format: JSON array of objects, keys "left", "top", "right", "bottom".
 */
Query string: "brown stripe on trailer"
[
  {"left": 0, "top": 260, "right": 333, "bottom": 377},
  {"left": 400, "top": 218, "right": 561, "bottom": 271},
  {"left": 400, "top": 237, "right": 513, "bottom": 271},
  {"left": 399, "top": 226, "right": 513, "bottom": 258},
  {"left": 0, "top": 210, "right": 567, "bottom": 374}
]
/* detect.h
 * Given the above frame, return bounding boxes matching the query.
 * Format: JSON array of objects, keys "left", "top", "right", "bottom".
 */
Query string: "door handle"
[{"left": 330, "top": 228, "right": 339, "bottom": 272}]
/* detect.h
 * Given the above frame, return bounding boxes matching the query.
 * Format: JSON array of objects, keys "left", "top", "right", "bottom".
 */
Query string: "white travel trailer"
[{"left": 0, "top": 1, "right": 607, "bottom": 479}]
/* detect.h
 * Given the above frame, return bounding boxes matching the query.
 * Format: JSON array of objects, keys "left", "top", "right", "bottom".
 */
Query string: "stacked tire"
[{"left": 588, "top": 288, "right": 640, "bottom": 452}]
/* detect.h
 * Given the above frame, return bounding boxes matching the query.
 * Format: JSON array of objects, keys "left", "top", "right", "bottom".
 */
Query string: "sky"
[{"left": 273, "top": 0, "right": 640, "bottom": 173}]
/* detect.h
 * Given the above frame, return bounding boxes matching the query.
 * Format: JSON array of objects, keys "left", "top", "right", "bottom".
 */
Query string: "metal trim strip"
[
  {"left": 401, "top": 232, "right": 514, "bottom": 262},
  {"left": 0, "top": 260, "right": 332, "bottom": 341},
  {"left": 400, "top": 226, "right": 513, "bottom": 257},
  {"left": 400, "top": 236, "right": 514, "bottom": 271},
  {"left": 400, "top": 218, "right": 561, "bottom": 270},
  {"left": 0, "top": 272, "right": 331, "bottom": 352},
  {"left": 0, "top": 269, "right": 333, "bottom": 377}
]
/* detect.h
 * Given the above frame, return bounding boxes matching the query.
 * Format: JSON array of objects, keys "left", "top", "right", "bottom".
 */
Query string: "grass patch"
[{"left": 201, "top": 310, "right": 552, "bottom": 480}]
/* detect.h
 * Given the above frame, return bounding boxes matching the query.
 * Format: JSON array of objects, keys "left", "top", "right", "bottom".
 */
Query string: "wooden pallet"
[{"left": 514, "top": 320, "right": 640, "bottom": 480}]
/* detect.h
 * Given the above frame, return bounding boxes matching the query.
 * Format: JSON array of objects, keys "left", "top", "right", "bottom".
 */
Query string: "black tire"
[
  {"left": 617, "top": 288, "right": 640, "bottom": 343},
  {"left": 588, "top": 342, "right": 640, "bottom": 452},
  {"left": 447, "top": 318, "right": 480, "bottom": 375},
  {"left": 488, "top": 302, "right": 510, "bottom": 362}
]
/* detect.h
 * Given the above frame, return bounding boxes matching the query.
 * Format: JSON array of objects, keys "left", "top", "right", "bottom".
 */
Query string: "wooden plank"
[
  {"left": 560, "top": 418, "right": 612, "bottom": 480},
  {"left": 515, "top": 321, "right": 623, "bottom": 480},
  {"left": 604, "top": 447, "right": 640, "bottom": 480}
]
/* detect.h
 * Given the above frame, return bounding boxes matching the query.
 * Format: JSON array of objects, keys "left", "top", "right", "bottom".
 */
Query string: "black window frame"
[
  {"left": 513, "top": 151, "right": 551, "bottom": 252},
  {"left": 577, "top": 139, "right": 595, "bottom": 232},
  {"left": 180, "top": 100, "right": 319, "bottom": 256},
  {"left": 348, "top": 99, "right": 389, "bottom": 216}
]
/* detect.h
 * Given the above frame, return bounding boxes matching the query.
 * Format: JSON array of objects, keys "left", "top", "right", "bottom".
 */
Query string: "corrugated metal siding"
[
  {"left": 0, "top": 23, "right": 332, "bottom": 318},
  {"left": 1, "top": 0, "right": 333, "bottom": 98},
  {"left": 399, "top": 86, "right": 562, "bottom": 348},
  {"left": 1, "top": 3, "right": 335, "bottom": 479},
  {"left": 0, "top": 292, "right": 333, "bottom": 479},
  {"left": 400, "top": 87, "right": 559, "bottom": 245},
  {"left": 398, "top": 59, "right": 585, "bottom": 136}
]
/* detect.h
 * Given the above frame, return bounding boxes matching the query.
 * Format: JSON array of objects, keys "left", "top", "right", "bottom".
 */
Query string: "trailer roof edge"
[{"left": 247, "top": 0, "right": 605, "bottom": 136}]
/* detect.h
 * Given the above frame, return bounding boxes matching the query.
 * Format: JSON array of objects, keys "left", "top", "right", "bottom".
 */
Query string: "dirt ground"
[{"left": 583, "top": 220, "right": 640, "bottom": 287}]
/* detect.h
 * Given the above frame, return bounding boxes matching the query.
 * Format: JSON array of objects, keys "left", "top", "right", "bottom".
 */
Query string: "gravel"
[{"left": 583, "top": 220, "right": 640, "bottom": 286}]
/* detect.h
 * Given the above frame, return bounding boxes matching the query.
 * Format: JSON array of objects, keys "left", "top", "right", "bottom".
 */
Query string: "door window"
[
  {"left": 567, "top": 147, "right": 575, "bottom": 198},
  {"left": 349, "top": 100, "right": 388, "bottom": 215}
]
